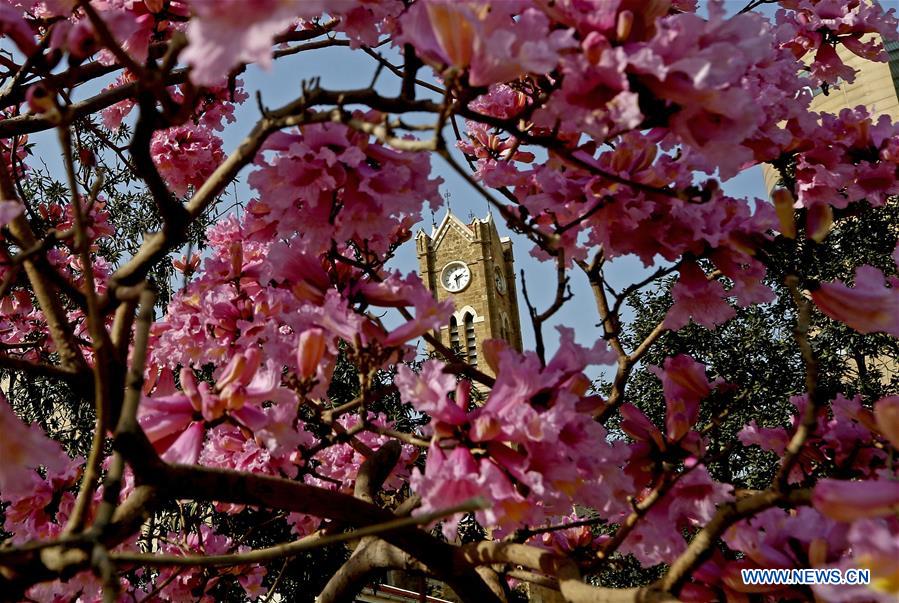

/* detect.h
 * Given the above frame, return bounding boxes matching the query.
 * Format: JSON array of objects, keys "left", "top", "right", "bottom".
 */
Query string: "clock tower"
[{"left": 416, "top": 211, "right": 523, "bottom": 378}]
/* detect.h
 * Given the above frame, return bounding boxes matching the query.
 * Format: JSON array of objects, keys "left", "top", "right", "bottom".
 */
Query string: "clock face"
[
  {"left": 494, "top": 266, "right": 507, "bottom": 295},
  {"left": 441, "top": 261, "right": 471, "bottom": 292}
]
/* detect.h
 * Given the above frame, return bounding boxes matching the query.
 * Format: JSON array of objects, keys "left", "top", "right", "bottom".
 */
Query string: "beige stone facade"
[
  {"left": 761, "top": 35, "right": 899, "bottom": 387},
  {"left": 416, "top": 211, "right": 523, "bottom": 378},
  {"left": 762, "top": 34, "right": 899, "bottom": 193}
]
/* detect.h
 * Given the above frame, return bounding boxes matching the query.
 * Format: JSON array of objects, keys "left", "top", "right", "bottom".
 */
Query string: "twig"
[
  {"left": 110, "top": 499, "right": 484, "bottom": 568},
  {"left": 774, "top": 276, "right": 824, "bottom": 489},
  {"left": 657, "top": 488, "right": 811, "bottom": 595}
]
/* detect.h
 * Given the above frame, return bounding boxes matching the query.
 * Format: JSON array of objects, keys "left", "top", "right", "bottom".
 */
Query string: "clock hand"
[{"left": 454, "top": 273, "right": 461, "bottom": 286}]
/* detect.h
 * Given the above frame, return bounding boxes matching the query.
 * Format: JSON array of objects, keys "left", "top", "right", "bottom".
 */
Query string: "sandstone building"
[{"left": 416, "top": 211, "right": 523, "bottom": 377}]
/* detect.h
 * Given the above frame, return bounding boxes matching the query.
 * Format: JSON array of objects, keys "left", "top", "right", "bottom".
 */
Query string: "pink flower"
[
  {"left": 622, "top": 466, "right": 733, "bottom": 566},
  {"left": 664, "top": 262, "right": 736, "bottom": 331},
  {"left": 395, "top": 361, "right": 467, "bottom": 433},
  {"left": 776, "top": 0, "right": 899, "bottom": 84},
  {"left": 296, "top": 327, "right": 327, "bottom": 380},
  {"left": 0, "top": 4, "right": 37, "bottom": 55},
  {"left": 0, "top": 199, "right": 24, "bottom": 227},
  {"left": 813, "top": 478, "right": 899, "bottom": 522},
  {"left": 162, "top": 421, "right": 206, "bottom": 465},
  {"left": 650, "top": 354, "right": 721, "bottom": 442},
  {"left": 397, "top": 0, "right": 576, "bottom": 86},
  {"left": 874, "top": 396, "right": 899, "bottom": 449},
  {"left": 410, "top": 444, "right": 525, "bottom": 539},
  {"left": 813, "top": 518, "right": 899, "bottom": 603},
  {"left": 402, "top": 335, "right": 632, "bottom": 536},
  {"left": 620, "top": 403, "right": 665, "bottom": 450},
  {"left": 381, "top": 293, "right": 453, "bottom": 347},
  {"left": 151, "top": 124, "right": 224, "bottom": 197},
  {"left": 247, "top": 122, "right": 441, "bottom": 258},
  {"left": 182, "top": 0, "right": 354, "bottom": 85},
  {"left": 139, "top": 359, "right": 282, "bottom": 464},
  {"left": 812, "top": 265, "right": 899, "bottom": 336},
  {"left": 0, "top": 394, "right": 70, "bottom": 500}
]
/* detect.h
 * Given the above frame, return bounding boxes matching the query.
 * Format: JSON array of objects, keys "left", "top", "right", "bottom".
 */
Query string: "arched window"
[
  {"left": 449, "top": 316, "right": 461, "bottom": 356},
  {"left": 463, "top": 312, "right": 478, "bottom": 367},
  {"left": 502, "top": 312, "right": 511, "bottom": 342}
]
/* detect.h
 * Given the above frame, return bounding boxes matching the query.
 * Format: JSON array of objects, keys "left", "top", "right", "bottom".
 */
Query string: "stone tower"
[{"left": 416, "top": 211, "right": 523, "bottom": 377}]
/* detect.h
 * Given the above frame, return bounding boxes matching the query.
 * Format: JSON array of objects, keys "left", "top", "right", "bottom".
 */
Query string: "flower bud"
[
  {"left": 296, "top": 328, "right": 327, "bottom": 380},
  {"left": 229, "top": 241, "right": 243, "bottom": 277},
  {"left": 481, "top": 338, "right": 505, "bottom": 374},
  {"left": 772, "top": 188, "right": 796, "bottom": 239},
  {"left": 616, "top": 10, "right": 634, "bottom": 41},
  {"left": 25, "top": 84, "right": 54, "bottom": 115},
  {"left": 806, "top": 203, "right": 832, "bottom": 243}
]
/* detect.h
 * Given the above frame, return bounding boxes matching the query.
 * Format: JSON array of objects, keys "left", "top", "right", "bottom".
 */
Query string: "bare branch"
[
  {"left": 658, "top": 488, "right": 811, "bottom": 595},
  {"left": 110, "top": 499, "right": 483, "bottom": 568}
]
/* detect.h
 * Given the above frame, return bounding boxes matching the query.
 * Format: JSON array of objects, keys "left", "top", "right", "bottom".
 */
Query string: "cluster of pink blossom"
[
  {"left": 740, "top": 393, "right": 888, "bottom": 484},
  {"left": 245, "top": 120, "right": 442, "bottom": 256},
  {"left": 138, "top": 117, "right": 452, "bottom": 545},
  {"left": 617, "top": 355, "right": 734, "bottom": 565},
  {"left": 397, "top": 330, "right": 632, "bottom": 537},
  {"left": 775, "top": 0, "right": 899, "bottom": 84},
  {"left": 787, "top": 107, "right": 899, "bottom": 211},
  {"left": 141, "top": 525, "right": 267, "bottom": 602},
  {"left": 150, "top": 124, "right": 225, "bottom": 197},
  {"left": 396, "top": 0, "right": 577, "bottom": 87},
  {"left": 0, "top": 394, "right": 77, "bottom": 514},
  {"left": 182, "top": 0, "right": 405, "bottom": 85},
  {"left": 0, "top": 197, "right": 114, "bottom": 364}
]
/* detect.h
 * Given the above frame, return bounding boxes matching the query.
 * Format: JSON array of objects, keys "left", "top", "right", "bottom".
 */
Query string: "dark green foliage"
[{"left": 610, "top": 198, "right": 899, "bottom": 490}]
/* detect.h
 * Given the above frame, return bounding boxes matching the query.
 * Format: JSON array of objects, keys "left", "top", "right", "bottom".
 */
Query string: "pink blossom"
[
  {"left": 397, "top": 0, "right": 576, "bottom": 86},
  {"left": 151, "top": 524, "right": 268, "bottom": 601},
  {"left": 620, "top": 403, "right": 665, "bottom": 450},
  {"left": 0, "top": 394, "right": 70, "bottom": 500},
  {"left": 874, "top": 396, "right": 899, "bottom": 449},
  {"left": 622, "top": 466, "right": 733, "bottom": 565},
  {"left": 717, "top": 507, "right": 849, "bottom": 600},
  {"left": 309, "top": 413, "right": 416, "bottom": 495},
  {"left": 813, "top": 518, "right": 899, "bottom": 603},
  {"left": 395, "top": 361, "right": 467, "bottom": 434},
  {"left": 151, "top": 124, "right": 224, "bottom": 197},
  {"left": 183, "top": 0, "right": 299, "bottom": 86},
  {"left": 246, "top": 121, "right": 441, "bottom": 257},
  {"left": 812, "top": 265, "right": 899, "bottom": 336},
  {"left": 182, "top": 0, "right": 356, "bottom": 85},
  {"left": 813, "top": 478, "right": 899, "bottom": 522},
  {"left": 99, "top": 72, "right": 138, "bottom": 129},
  {"left": 162, "top": 421, "right": 206, "bottom": 465},
  {"left": 664, "top": 262, "right": 736, "bottom": 331},
  {"left": 624, "top": 3, "right": 778, "bottom": 178},
  {"left": 0, "top": 199, "right": 24, "bottom": 227},
  {"left": 403, "top": 336, "right": 631, "bottom": 536},
  {"left": 411, "top": 444, "right": 526, "bottom": 539},
  {"left": 650, "top": 354, "right": 720, "bottom": 442},
  {"left": 296, "top": 327, "right": 327, "bottom": 380},
  {"left": 0, "top": 4, "right": 37, "bottom": 55},
  {"left": 793, "top": 109, "right": 899, "bottom": 210},
  {"left": 776, "top": 0, "right": 899, "bottom": 84}
]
